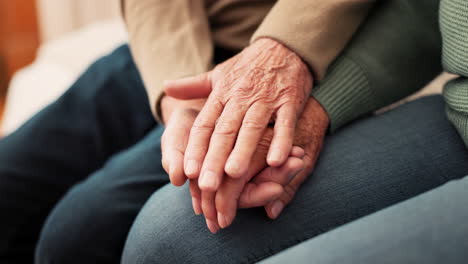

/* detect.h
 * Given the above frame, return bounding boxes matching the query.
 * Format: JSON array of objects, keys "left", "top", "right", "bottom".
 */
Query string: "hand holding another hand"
[
  {"left": 164, "top": 38, "right": 313, "bottom": 190},
  {"left": 161, "top": 38, "right": 329, "bottom": 233},
  {"left": 160, "top": 96, "right": 316, "bottom": 233}
]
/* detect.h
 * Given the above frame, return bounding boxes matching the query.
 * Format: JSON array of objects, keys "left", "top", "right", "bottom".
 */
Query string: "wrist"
[
  {"left": 254, "top": 37, "right": 314, "bottom": 81},
  {"left": 250, "top": 37, "right": 314, "bottom": 98}
]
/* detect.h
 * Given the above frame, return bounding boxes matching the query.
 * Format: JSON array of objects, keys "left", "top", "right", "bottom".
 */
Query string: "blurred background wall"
[
  {"left": 36, "top": 0, "right": 120, "bottom": 42},
  {"left": 0, "top": 0, "right": 125, "bottom": 132},
  {"left": 0, "top": 0, "right": 121, "bottom": 83},
  {"left": 0, "top": 0, "right": 40, "bottom": 117}
]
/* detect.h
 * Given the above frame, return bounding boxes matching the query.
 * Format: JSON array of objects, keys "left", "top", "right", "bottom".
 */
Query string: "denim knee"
[
  {"left": 122, "top": 183, "right": 282, "bottom": 264},
  {"left": 122, "top": 184, "right": 222, "bottom": 264}
]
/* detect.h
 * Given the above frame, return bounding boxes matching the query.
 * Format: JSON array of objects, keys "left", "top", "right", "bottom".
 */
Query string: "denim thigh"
[
  {"left": 262, "top": 175, "right": 468, "bottom": 264},
  {"left": 121, "top": 95, "right": 468, "bottom": 264},
  {"left": 0, "top": 45, "right": 155, "bottom": 263},
  {"left": 35, "top": 126, "right": 169, "bottom": 264}
]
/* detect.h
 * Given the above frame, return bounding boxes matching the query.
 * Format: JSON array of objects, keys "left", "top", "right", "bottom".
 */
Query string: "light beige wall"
[{"left": 36, "top": 0, "right": 121, "bottom": 42}]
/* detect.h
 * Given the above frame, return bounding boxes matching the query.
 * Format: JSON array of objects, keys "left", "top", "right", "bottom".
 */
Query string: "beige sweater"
[{"left": 121, "top": 0, "right": 375, "bottom": 122}]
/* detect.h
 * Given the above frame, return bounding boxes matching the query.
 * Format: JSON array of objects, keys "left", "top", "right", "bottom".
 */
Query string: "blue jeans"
[
  {"left": 0, "top": 46, "right": 467, "bottom": 263},
  {"left": 121, "top": 94, "right": 468, "bottom": 263},
  {"left": 262, "top": 176, "right": 468, "bottom": 264}
]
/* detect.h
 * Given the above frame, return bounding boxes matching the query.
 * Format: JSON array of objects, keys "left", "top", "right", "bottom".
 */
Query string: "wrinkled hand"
[
  {"left": 164, "top": 38, "right": 313, "bottom": 196},
  {"left": 214, "top": 97, "right": 329, "bottom": 231},
  {"left": 160, "top": 96, "right": 311, "bottom": 233}
]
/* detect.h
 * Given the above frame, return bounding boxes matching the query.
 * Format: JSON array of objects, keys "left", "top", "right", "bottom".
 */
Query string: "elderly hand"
[
  {"left": 164, "top": 38, "right": 313, "bottom": 195},
  {"left": 162, "top": 92, "right": 328, "bottom": 232},
  {"left": 214, "top": 97, "right": 329, "bottom": 231},
  {"left": 160, "top": 96, "right": 311, "bottom": 233}
]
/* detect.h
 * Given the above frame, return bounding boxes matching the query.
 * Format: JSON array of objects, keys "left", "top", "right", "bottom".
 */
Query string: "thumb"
[{"left": 163, "top": 72, "right": 212, "bottom": 100}]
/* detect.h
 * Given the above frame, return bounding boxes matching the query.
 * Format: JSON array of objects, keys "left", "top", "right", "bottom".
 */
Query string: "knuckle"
[
  {"left": 171, "top": 146, "right": 185, "bottom": 157},
  {"left": 214, "top": 119, "right": 238, "bottom": 136},
  {"left": 275, "top": 117, "right": 296, "bottom": 129},
  {"left": 187, "top": 141, "right": 207, "bottom": 154},
  {"left": 192, "top": 121, "right": 214, "bottom": 132},
  {"left": 193, "top": 114, "right": 216, "bottom": 131},
  {"left": 242, "top": 118, "right": 266, "bottom": 130},
  {"left": 283, "top": 185, "right": 297, "bottom": 202}
]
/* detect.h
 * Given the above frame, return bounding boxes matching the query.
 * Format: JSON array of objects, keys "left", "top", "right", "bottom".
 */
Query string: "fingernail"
[
  {"left": 206, "top": 219, "right": 220, "bottom": 234},
  {"left": 192, "top": 197, "right": 202, "bottom": 215},
  {"left": 226, "top": 160, "right": 240, "bottom": 174},
  {"left": 271, "top": 201, "right": 284, "bottom": 219},
  {"left": 217, "top": 212, "right": 231, "bottom": 229},
  {"left": 185, "top": 160, "right": 199, "bottom": 176},
  {"left": 199, "top": 170, "right": 218, "bottom": 190},
  {"left": 269, "top": 149, "right": 283, "bottom": 164}
]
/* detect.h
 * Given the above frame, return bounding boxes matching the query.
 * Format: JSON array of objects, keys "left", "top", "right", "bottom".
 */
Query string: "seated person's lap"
[
  {"left": 0, "top": 45, "right": 157, "bottom": 263},
  {"left": 122, "top": 95, "right": 468, "bottom": 264},
  {"left": 261, "top": 175, "right": 468, "bottom": 264},
  {"left": 1, "top": 45, "right": 468, "bottom": 263}
]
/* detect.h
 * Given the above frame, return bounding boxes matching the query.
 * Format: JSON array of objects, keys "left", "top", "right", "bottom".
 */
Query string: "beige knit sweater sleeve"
[
  {"left": 122, "top": 0, "right": 213, "bottom": 122},
  {"left": 122, "top": 0, "right": 374, "bottom": 122},
  {"left": 251, "top": 0, "right": 375, "bottom": 80}
]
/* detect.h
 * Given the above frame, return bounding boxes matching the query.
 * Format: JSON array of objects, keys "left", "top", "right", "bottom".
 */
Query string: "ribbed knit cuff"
[
  {"left": 443, "top": 78, "right": 468, "bottom": 147},
  {"left": 312, "top": 57, "right": 375, "bottom": 132}
]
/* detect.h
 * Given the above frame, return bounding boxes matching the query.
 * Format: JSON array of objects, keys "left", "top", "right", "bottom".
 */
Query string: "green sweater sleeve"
[
  {"left": 312, "top": 0, "right": 442, "bottom": 131},
  {"left": 440, "top": 0, "right": 468, "bottom": 147}
]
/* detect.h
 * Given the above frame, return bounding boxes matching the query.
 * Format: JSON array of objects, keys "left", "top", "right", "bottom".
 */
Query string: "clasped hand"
[{"left": 161, "top": 38, "right": 329, "bottom": 233}]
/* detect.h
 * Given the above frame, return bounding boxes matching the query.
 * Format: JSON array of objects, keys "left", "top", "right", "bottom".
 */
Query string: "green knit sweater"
[
  {"left": 312, "top": 0, "right": 468, "bottom": 147},
  {"left": 441, "top": 0, "right": 468, "bottom": 147}
]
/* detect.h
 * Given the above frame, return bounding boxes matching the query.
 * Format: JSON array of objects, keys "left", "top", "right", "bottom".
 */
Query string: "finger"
[
  {"left": 164, "top": 72, "right": 212, "bottom": 100},
  {"left": 200, "top": 101, "right": 246, "bottom": 229},
  {"left": 189, "top": 179, "right": 202, "bottom": 215},
  {"left": 161, "top": 109, "right": 196, "bottom": 186},
  {"left": 201, "top": 191, "right": 220, "bottom": 234},
  {"left": 290, "top": 146, "right": 305, "bottom": 158},
  {"left": 265, "top": 155, "right": 313, "bottom": 220},
  {"left": 215, "top": 177, "right": 245, "bottom": 229},
  {"left": 238, "top": 182, "right": 283, "bottom": 209},
  {"left": 251, "top": 156, "right": 304, "bottom": 186},
  {"left": 215, "top": 138, "right": 273, "bottom": 229},
  {"left": 239, "top": 156, "right": 304, "bottom": 208},
  {"left": 198, "top": 101, "right": 247, "bottom": 192},
  {"left": 214, "top": 128, "right": 275, "bottom": 229},
  {"left": 225, "top": 103, "right": 272, "bottom": 178},
  {"left": 183, "top": 98, "right": 223, "bottom": 179},
  {"left": 267, "top": 103, "right": 297, "bottom": 167}
]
